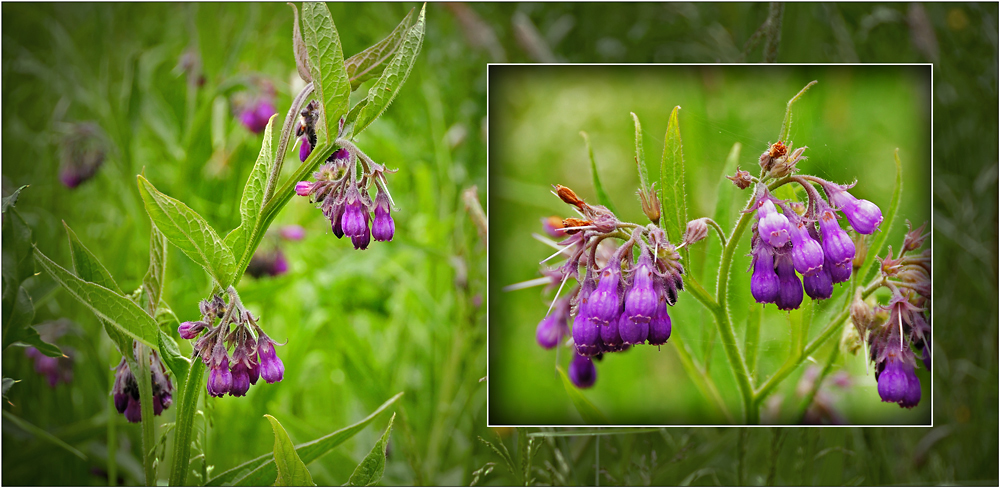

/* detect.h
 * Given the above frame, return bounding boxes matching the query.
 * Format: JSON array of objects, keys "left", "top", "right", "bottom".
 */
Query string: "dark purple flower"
[
  {"left": 372, "top": 190, "right": 394, "bottom": 242},
  {"left": 572, "top": 313, "right": 601, "bottom": 357},
  {"left": 751, "top": 244, "right": 780, "bottom": 305},
  {"left": 568, "top": 353, "right": 597, "bottom": 389},
  {"left": 877, "top": 350, "right": 921, "bottom": 408},
  {"left": 257, "top": 334, "right": 285, "bottom": 384},
  {"left": 757, "top": 200, "right": 791, "bottom": 248},
  {"left": 178, "top": 321, "right": 207, "bottom": 340},
  {"left": 229, "top": 362, "right": 251, "bottom": 397},
  {"left": 817, "top": 208, "right": 855, "bottom": 266},
  {"left": 821, "top": 182, "right": 883, "bottom": 235},
  {"left": 114, "top": 393, "right": 129, "bottom": 414},
  {"left": 789, "top": 220, "right": 825, "bottom": 277},
  {"left": 124, "top": 397, "right": 142, "bottom": 423},
  {"left": 329, "top": 203, "right": 345, "bottom": 239},
  {"left": 599, "top": 310, "right": 623, "bottom": 348},
  {"left": 802, "top": 267, "right": 833, "bottom": 300},
  {"left": 774, "top": 251, "right": 803, "bottom": 311},
  {"left": 587, "top": 266, "right": 622, "bottom": 325},
  {"left": 624, "top": 254, "right": 657, "bottom": 322},
  {"left": 207, "top": 356, "right": 233, "bottom": 398},
  {"left": 239, "top": 100, "right": 276, "bottom": 134},
  {"left": 299, "top": 136, "right": 312, "bottom": 162},
  {"left": 342, "top": 196, "right": 368, "bottom": 239},
  {"left": 351, "top": 213, "right": 372, "bottom": 250},
  {"left": 647, "top": 299, "right": 672, "bottom": 346},
  {"left": 825, "top": 254, "right": 852, "bottom": 284},
  {"left": 618, "top": 312, "right": 648, "bottom": 346}
]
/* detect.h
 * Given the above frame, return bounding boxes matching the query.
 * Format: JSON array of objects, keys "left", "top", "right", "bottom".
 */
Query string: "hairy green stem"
[
  {"left": 137, "top": 344, "right": 156, "bottom": 485},
  {"left": 168, "top": 360, "right": 205, "bottom": 486},
  {"left": 263, "top": 82, "right": 315, "bottom": 204}
]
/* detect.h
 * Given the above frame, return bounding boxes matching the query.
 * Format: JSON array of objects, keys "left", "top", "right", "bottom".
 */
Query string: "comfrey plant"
[
  {"left": 511, "top": 82, "right": 929, "bottom": 423},
  {"left": 27, "top": 4, "right": 425, "bottom": 484}
]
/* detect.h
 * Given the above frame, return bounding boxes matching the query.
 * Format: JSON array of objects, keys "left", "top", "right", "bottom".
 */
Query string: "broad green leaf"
[
  {"left": 302, "top": 1, "right": 351, "bottom": 146},
  {"left": 65, "top": 222, "right": 132, "bottom": 356},
  {"left": 0, "top": 286, "right": 59, "bottom": 356},
  {"left": 353, "top": 4, "right": 425, "bottom": 136},
  {"left": 155, "top": 303, "right": 180, "bottom": 337},
  {"left": 556, "top": 366, "right": 608, "bottom": 424},
  {"left": 659, "top": 106, "right": 687, "bottom": 244},
  {"left": 857, "top": 149, "right": 903, "bottom": 284},
  {"left": 1, "top": 185, "right": 27, "bottom": 214},
  {"left": 143, "top": 225, "right": 167, "bottom": 315},
  {"left": 34, "top": 247, "right": 158, "bottom": 348},
  {"left": 137, "top": 175, "right": 235, "bottom": 287},
  {"left": 157, "top": 330, "right": 189, "bottom": 384},
  {"left": 341, "top": 100, "right": 368, "bottom": 139},
  {"left": 347, "top": 413, "right": 394, "bottom": 486},
  {"left": 64, "top": 222, "right": 122, "bottom": 294},
  {"left": 631, "top": 112, "right": 650, "bottom": 190},
  {"left": 580, "top": 131, "right": 617, "bottom": 214},
  {"left": 205, "top": 392, "right": 403, "bottom": 486},
  {"left": 777, "top": 80, "right": 817, "bottom": 144},
  {"left": 225, "top": 114, "right": 278, "bottom": 271},
  {"left": 2, "top": 410, "right": 87, "bottom": 460},
  {"left": 345, "top": 8, "right": 414, "bottom": 90},
  {"left": 6, "top": 324, "right": 62, "bottom": 358},
  {"left": 3, "top": 208, "right": 35, "bottom": 283},
  {"left": 265, "top": 415, "right": 315, "bottom": 486}
]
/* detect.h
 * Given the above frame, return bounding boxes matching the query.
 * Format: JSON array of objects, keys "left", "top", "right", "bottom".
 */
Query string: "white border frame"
[{"left": 485, "top": 62, "right": 934, "bottom": 428}]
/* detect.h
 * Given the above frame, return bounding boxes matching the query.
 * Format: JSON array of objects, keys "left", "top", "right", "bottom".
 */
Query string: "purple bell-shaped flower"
[{"left": 568, "top": 352, "right": 597, "bottom": 389}]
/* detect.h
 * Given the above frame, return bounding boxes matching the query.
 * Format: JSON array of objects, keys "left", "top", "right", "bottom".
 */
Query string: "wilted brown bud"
[
  {"left": 552, "top": 184, "right": 585, "bottom": 208},
  {"left": 769, "top": 141, "right": 788, "bottom": 159},
  {"left": 903, "top": 220, "right": 929, "bottom": 252},
  {"left": 851, "top": 231, "right": 869, "bottom": 270},
  {"left": 562, "top": 217, "right": 592, "bottom": 234},
  {"left": 682, "top": 218, "right": 709, "bottom": 246},
  {"left": 759, "top": 151, "right": 772, "bottom": 171},
  {"left": 769, "top": 145, "right": 808, "bottom": 178},
  {"left": 637, "top": 186, "right": 661, "bottom": 224},
  {"left": 849, "top": 287, "right": 873, "bottom": 336},
  {"left": 727, "top": 167, "right": 753, "bottom": 189}
]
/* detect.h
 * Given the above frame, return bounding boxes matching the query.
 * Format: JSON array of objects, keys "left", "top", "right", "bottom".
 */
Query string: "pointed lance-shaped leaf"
[
  {"left": 345, "top": 8, "right": 415, "bottom": 91},
  {"left": 301, "top": 1, "right": 351, "bottom": 147}
]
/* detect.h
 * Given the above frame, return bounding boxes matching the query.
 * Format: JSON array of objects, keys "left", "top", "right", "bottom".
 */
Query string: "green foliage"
[
  {"left": 138, "top": 175, "right": 237, "bottom": 288},
  {"left": 301, "top": 1, "right": 351, "bottom": 147},
  {"left": 345, "top": 8, "right": 415, "bottom": 91},
  {"left": 347, "top": 413, "right": 394, "bottom": 486},
  {"left": 265, "top": 414, "right": 315, "bottom": 486},
  {"left": 658, "top": 106, "right": 687, "bottom": 243}
]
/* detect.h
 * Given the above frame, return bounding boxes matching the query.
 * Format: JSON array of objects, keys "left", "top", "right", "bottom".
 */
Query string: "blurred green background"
[
  {"left": 2, "top": 2, "right": 996, "bottom": 486},
  {"left": 489, "top": 65, "right": 931, "bottom": 425}
]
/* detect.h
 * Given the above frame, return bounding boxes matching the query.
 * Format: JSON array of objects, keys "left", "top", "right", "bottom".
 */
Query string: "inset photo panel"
[{"left": 488, "top": 64, "right": 931, "bottom": 426}]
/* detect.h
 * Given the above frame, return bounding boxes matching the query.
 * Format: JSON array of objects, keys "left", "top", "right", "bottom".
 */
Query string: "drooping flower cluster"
[
  {"left": 59, "top": 122, "right": 107, "bottom": 189},
  {"left": 111, "top": 341, "right": 173, "bottom": 423},
  {"left": 748, "top": 167, "right": 883, "bottom": 310},
  {"left": 24, "top": 347, "right": 73, "bottom": 388},
  {"left": 179, "top": 290, "right": 284, "bottom": 398},
  {"left": 293, "top": 102, "right": 397, "bottom": 250},
  {"left": 246, "top": 225, "right": 304, "bottom": 279},
  {"left": 232, "top": 79, "right": 277, "bottom": 134},
  {"left": 525, "top": 184, "right": 688, "bottom": 388},
  {"left": 850, "top": 221, "right": 930, "bottom": 409}
]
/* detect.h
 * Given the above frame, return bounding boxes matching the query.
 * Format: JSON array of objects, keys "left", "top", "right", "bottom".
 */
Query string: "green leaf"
[
  {"left": 302, "top": 1, "right": 351, "bottom": 146},
  {"left": 341, "top": 100, "right": 368, "bottom": 139},
  {"left": 347, "top": 413, "right": 394, "bottom": 486},
  {"left": 2, "top": 410, "right": 87, "bottom": 461},
  {"left": 64, "top": 222, "right": 122, "bottom": 294},
  {"left": 155, "top": 303, "right": 180, "bottom": 337},
  {"left": 556, "top": 366, "right": 609, "bottom": 424},
  {"left": 225, "top": 114, "right": 278, "bottom": 272},
  {"left": 2, "top": 285, "right": 35, "bottom": 350},
  {"left": 345, "top": 8, "right": 415, "bottom": 91},
  {"left": 3, "top": 208, "right": 35, "bottom": 283},
  {"left": 631, "top": 112, "right": 650, "bottom": 191},
  {"left": 659, "top": 106, "right": 687, "bottom": 243},
  {"left": 580, "top": 131, "right": 617, "bottom": 214},
  {"left": 64, "top": 223, "right": 132, "bottom": 356},
  {"left": 1, "top": 185, "right": 28, "bottom": 214},
  {"left": 353, "top": 4, "right": 425, "bottom": 136},
  {"left": 265, "top": 414, "right": 315, "bottom": 487},
  {"left": 2, "top": 377, "right": 15, "bottom": 397},
  {"left": 157, "top": 330, "right": 189, "bottom": 384},
  {"left": 857, "top": 149, "right": 903, "bottom": 283},
  {"left": 777, "top": 80, "right": 818, "bottom": 144},
  {"left": 143, "top": 225, "right": 167, "bottom": 315},
  {"left": 33, "top": 247, "right": 158, "bottom": 348},
  {"left": 205, "top": 392, "right": 403, "bottom": 486},
  {"left": 137, "top": 175, "right": 235, "bottom": 287}
]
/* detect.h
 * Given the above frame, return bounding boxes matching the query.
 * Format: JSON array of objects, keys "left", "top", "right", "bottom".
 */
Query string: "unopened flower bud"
[
  {"left": 568, "top": 353, "right": 597, "bottom": 389},
  {"left": 178, "top": 321, "right": 207, "bottom": 340},
  {"left": 682, "top": 218, "right": 709, "bottom": 246},
  {"left": 727, "top": 167, "right": 753, "bottom": 190},
  {"left": 552, "top": 184, "right": 585, "bottom": 208},
  {"left": 902, "top": 220, "right": 928, "bottom": 252}
]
